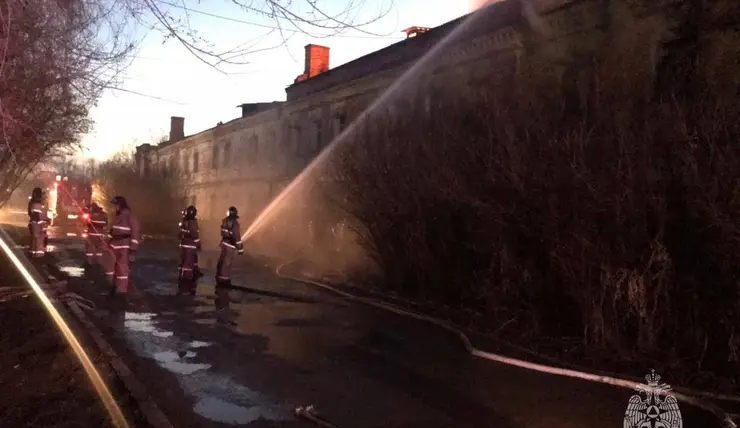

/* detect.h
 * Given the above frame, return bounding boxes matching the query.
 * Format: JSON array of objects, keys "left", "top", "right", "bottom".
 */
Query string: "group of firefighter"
[{"left": 27, "top": 186, "right": 244, "bottom": 296}]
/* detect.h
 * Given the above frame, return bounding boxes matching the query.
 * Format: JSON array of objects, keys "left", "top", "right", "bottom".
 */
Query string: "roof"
[{"left": 285, "top": 1, "right": 522, "bottom": 98}]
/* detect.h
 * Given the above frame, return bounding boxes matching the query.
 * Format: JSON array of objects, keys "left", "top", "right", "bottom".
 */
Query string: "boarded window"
[
  {"left": 223, "top": 141, "right": 231, "bottom": 167},
  {"left": 247, "top": 135, "right": 258, "bottom": 163},
  {"left": 212, "top": 146, "right": 219, "bottom": 169},
  {"left": 193, "top": 150, "right": 199, "bottom": 173}
]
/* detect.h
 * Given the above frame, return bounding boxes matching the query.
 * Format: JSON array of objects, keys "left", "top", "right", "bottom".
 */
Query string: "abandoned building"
[{"left": 135, "top": 0, "right": 679, "bottom": 250}]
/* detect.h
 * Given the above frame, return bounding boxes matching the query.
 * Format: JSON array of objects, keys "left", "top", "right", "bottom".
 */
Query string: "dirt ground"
[{"left": 0, "top": 236, "right": 126, "bottom": 427}]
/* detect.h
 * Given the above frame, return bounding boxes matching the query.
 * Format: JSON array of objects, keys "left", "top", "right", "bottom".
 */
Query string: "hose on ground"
[
  {"left": 295, "top": 405, "right": 341, "bottom": 428},
  {"left": 275, "top": 260, "right": 739, "bottom": 428}
]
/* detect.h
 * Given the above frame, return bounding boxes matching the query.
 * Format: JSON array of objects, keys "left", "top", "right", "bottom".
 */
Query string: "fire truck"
[{"left": 47, "top": 175, "right": 93, "bottom": 238}]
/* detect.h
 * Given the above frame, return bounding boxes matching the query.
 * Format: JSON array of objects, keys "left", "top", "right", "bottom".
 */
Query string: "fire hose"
[{"left": 275, "top": 261, "right": 739, "bottom": 428}]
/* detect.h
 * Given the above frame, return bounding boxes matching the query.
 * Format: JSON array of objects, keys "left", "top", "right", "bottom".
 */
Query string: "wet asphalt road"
[{"left": 39, "top": 233, "right": 730, "bottom": 428}]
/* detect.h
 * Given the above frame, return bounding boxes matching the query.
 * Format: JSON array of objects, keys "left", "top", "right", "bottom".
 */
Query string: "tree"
[
  {"left": 0, "top": 0, "right": 135, "bottom": 209},
  {"left": 126, "top": 0, "right": 396, "bottom": 69}
]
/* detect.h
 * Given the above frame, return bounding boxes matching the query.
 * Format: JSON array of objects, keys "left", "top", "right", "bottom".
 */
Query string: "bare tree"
[
  {"left": 0, "top": 0, "right": 136, "bottom": 208},
  {"left": 125, "top": 0, "right": 396, "bottom": 69}
]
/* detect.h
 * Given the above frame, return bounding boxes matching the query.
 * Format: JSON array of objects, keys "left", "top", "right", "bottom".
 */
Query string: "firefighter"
[
  {"left": 106, "top": 196, "right": 140, "bottom": 296},
  {"left": 84, "top": 203, "right": 108, "bottom": 273},
  {"left": 177, "top": 205, "right": 202, "bottom": 295},
  {"left": 27, "top": 187, "right": 49, "bottom": 258},
  {"left": 215, "top": 206, "right": 243, "bottom": 288}
]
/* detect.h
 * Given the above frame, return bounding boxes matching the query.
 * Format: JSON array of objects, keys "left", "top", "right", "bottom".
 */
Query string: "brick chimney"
[
  {"left": 169, "top": 116, "right": 184, "bottom": 142},
  {"left": 402, "top": 26, "right": 431, "bottom": 39},
  {"left": 294, "top": 44, "right": 330, "bottom": 83}
]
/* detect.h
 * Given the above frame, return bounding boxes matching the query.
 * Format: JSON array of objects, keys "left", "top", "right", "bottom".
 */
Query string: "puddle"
[
  {"left": 124, "top": 312, "right": 175, "bottom": 337},
  {"left": 193, "top": 396, "right": 286, "bottom": 425},
  {"left": 58, "top": 265, "right": 84, "bottom": 277},
  {"left": 120, "top": 311, "right": 291, "bottom": 425},
  {"left": 153, "top": 351, "right": 211, "bottom": 375},
  {"left": 148, "top": 281, "right": 177, "bottom": 296},
  {"left": 193, "top": 306, "right": 215, "bottom": 314}
]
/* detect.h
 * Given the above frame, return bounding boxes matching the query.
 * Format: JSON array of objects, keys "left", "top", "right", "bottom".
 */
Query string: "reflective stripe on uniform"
[
  {"left": 221, "top": 241, "right": 235, "bottom": 248},
  {"left": 110, "top": 245, "right": 130, "bottom": 249},
  {"left": 180, "top": 244, "right": 197, "bottom": 249},
  {"left": 112, "top": 225, "right": 131, "bottom": 230}
]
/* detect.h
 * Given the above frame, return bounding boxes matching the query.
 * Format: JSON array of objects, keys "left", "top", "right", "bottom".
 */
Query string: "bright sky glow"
[{"left": 79, "top": 0, "right": 472, "bottom": 161}]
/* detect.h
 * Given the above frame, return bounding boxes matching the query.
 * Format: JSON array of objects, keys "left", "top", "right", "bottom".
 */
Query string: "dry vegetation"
[
  {"left": 93, "top": 151, "right": 184, "bottom": 236},
  {"left": 319, "top": 1, "right": 740, "bottom": 387}
]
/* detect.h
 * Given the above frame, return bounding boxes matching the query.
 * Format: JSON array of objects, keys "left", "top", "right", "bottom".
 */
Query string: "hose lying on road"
[
  {"left": 295, "top": 405, "right": 341, "bottom": 428},
  {"left": 276, "top": 261, "right": 739, "bottom": 428}
]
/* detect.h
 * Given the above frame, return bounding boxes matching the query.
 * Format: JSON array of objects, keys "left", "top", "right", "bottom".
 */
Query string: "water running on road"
[{"left": 120, "top": 310, "right": 292, "bottom": 425}]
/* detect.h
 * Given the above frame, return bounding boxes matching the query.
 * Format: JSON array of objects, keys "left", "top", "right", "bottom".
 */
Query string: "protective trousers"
[
  {"left": 105, "top": 247, "right": 130, "bottom": 293},
  {"left": 178, "top": 246, "right": 199, "bottom": 294},
  {"left": 29, "top": 221, "right": 47, "bottom": 258},
  {"left": 84, "top": 235, "right": 106, "bottom": 265},
  {"left": 215, "top": 242, "right": 236, "bottom": 286}
]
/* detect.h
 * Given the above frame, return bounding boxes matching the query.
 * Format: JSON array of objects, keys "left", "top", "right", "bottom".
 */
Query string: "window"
[
  {"left": 192, "top": 194, "right": 197, "bottom": 207},
  {"left": 267, "top": 131, "right": 277, "bottom": 162},
  {"left": 181, "top": 152, "right": 188, "bottom": 173},
  {"left": 293, "top": 126, "right": 303, "bottom": 156},
  {"left": 247, "top": 135, "right": 258, "bottom": 163},
  {"left": 193, "top": 150, "right": 199, "bottom": 173},
  {"left": 223, "top": 141, "right": 231, "bottom": 167},
  {"left": 212, "top": 145, "right": 219, "bottom": 169},
  {"left": 313, "top": 120, "right": 323, "bottom": 153},
  {"left": 332, "top": 114, "right": 347, "bottom": 137},
  {"left": 209, "top": 193, "right": 216, "bottom": 219}
]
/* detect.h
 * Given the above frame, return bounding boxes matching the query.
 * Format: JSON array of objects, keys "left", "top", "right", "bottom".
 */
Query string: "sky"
[{"left": 79, "top": 0, "right": 475, "bottom": 161}]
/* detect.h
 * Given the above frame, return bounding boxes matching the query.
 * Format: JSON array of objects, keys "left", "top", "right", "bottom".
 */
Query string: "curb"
[{"left": 64, "top": 297, "right": 174, "bottom": 428}]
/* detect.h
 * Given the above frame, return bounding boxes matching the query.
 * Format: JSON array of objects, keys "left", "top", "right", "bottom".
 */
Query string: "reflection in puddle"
[
  {"left": 121, "top": 311, "right": 290, "bottom": 424},
  {"left": 124, "top": 312, "right": 174, "bottom": 338},
  {"left": 58, "top": 265, "right": 84, "bottom": 277},
  {"left": 193, "top": 396, "right": 286, "bottom": 425},
  {"left": 153, "top": 351, "right": 210, "bottom": 375}
]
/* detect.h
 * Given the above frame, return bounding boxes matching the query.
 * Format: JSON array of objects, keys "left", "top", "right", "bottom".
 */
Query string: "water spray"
[
  {"left": 0, "top": 228, "right": 129, "bottom": 428},
  {"left": 241, "top": 3, "right": 502, "bottom": 243}
]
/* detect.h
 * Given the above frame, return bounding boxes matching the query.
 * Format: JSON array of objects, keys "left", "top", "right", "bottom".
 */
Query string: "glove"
[{"left": 129, "top": 252, "right": 136, "bottom": 262}]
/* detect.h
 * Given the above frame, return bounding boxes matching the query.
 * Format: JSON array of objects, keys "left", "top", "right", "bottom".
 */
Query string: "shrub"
[{"left": 326, "top": 2, "right": 740, "bottom": 382}]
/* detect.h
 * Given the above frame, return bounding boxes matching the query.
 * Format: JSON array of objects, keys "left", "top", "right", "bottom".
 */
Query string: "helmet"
[
  {"left": 32, "top": 187, "right": 43, "bottom": 200},
  {"left": 185, "top": 205, "right": 197, "bottom": 219},
  {"left": 110, "top": 196, "right": 128, "bottom": 210},
  {"left": 227, "top": 206, "right": 239, "bottom": 219}
]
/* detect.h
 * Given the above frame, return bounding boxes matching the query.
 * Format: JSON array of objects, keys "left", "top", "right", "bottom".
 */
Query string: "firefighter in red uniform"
[
  {"left": 84, "top": 202, "right": 108, "bottom": 275},
  {"left": 106, "top": 196, "right": 140, "bottom": 296},
  {"left": 178, "top": 205, "right": 202, "bottom": 295},
  {"left": 27, "top": 187, "right": 49, "bottom": 258},
  {"left": 215, "top": 206, "right": 243, "bottom": 288}
]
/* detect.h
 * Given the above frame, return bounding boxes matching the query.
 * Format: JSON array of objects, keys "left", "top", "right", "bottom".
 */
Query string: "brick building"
[{"left": 135, "top": 0, "right": 677, "bottom": 250}]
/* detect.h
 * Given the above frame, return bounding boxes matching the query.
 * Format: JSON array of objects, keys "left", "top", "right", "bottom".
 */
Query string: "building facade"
[{"left": 135, "top": 0, "right": 676, "bottom": 249}]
